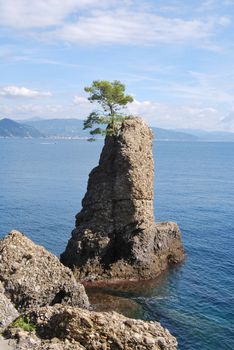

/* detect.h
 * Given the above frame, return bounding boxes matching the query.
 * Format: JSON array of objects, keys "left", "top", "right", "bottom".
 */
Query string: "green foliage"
[
  {"left": 12, "top": 316, "right": 36, "bottom": 332},
  {"left": 83, "top": 80, "right": 133, "bottom": 138}
]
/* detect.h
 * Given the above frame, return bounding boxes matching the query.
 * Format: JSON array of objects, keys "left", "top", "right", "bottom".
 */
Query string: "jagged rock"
[
  {"left": 61, "top": 117, "right": 184, "bottom": 280},
  {"left": 0, "top": 230, "right": 89, "bottom": 311},
  {"left": 5, "top": 304, "right": 177, "bottom": 349},
  {"left": 4, "top": 330, "right": 42, "bottom": 350},
  {"left": 4, "top": 330, "right": 86, "bottom": 350},
  {"left": 0, "top": 282, "right": 19, "bottom": 329}
]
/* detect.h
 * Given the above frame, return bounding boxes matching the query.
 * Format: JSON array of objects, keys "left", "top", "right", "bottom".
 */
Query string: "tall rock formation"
[{"left": 61, "top": 117, "right": 184, "bottom": 280}]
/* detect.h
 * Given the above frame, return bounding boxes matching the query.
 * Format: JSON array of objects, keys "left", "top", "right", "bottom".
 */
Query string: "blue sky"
[{"left": 0, "top": 0, "right": 234, "bottom": 130}]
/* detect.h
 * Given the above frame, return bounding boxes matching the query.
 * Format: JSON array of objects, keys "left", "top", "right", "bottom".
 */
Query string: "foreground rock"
[
  {"left": 5, "top": 305, "right": 177, "bottom": 350},
  {"left": 0, "top": 230, "right": 89, "bottom": 311},
  {"left": 0, "top": 282, "right": 19, "bottom": 329},
  {"left": 61, "top": 117, "right": 184, "bottom": 281}
]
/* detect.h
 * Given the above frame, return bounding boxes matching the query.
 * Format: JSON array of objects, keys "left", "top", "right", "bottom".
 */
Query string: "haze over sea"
[{"left": 0, "top": 139, "right": 233, "bottom": 350}]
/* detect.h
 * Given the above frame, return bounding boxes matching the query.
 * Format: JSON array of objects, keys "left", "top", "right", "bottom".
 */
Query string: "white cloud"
[
  {"left": 0, "top": 101, "right": 86, "bottom": 120},
  {"left": 217, "top": 16, "right": 232, "bottom": 27},
  {"left": 0, "top": 103, "right": 72, "bottom": 119},
  {"left": 73, "top": 95, "right": 93, "bottom": 115},
  {"left": 0, "top": 1, "right": 230, "bottom": 47},
  {"left": 0, "top": 86, "right": 52, "bottom": 98},
  {"left": 222, "top": 108, "right": 234, "bottom": 130},
  {"left": 0, "top": 0, "right": 108, "bottom": 28},
  {"left": 73, "top": 95, "right": 89, "bottom": 105},
  {"left": 128, "top": 99, "right": 225, "bottom": 131},
  {"left": 1, "top": 97, "right": 233, "bottom": 131},
  {"left": 49, "top": 11, "right": 218, "bottom": 45},
  {"left": 144, "top": 71, "right": 234, "bottom": 105}
]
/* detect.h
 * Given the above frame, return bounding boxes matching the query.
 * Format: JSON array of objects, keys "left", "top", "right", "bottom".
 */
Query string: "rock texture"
[
  {"left": 0, "top": 282, "right": 19, "bottom": 329},
  {"left": 5, "top": 305, "right": 177, "bottom": 350},
  {"left": 61, "top": 117, "right": 184, "bottom": 281},
  {"left": 0, "top": 230, "right": 89, "bottom": 311}
]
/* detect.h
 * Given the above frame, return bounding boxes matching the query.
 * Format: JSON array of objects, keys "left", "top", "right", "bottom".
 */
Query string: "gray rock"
[
  {"left": 61, "top": 117, "right": 184, "bottom": 280},
  {"left": 15, "top": 304, "right": 177, "bottom": 349},
  {"left": 0, "top": 338, "right": 14, "bottom": 350},
  {"left": 0, "top": 231, "right": 89, "bottom": 311},
  {"left": 0, "top": 282, "right": 19, "bottom": 329},
  {"left": 6, "top": 330, "right": 41, "bottom": 350}
]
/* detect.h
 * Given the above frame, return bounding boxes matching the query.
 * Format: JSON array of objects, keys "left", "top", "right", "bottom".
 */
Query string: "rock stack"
[{"left": 61, "top": 117, "right": 184, "bottom": 281}]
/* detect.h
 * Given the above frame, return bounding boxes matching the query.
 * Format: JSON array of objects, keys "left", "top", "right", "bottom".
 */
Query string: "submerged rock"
[
  {"left": 86, "top": 288, "right": 144, "bottom": 319},
  {"left": 61, "top": 117, "right": 184, "bottom": 281},
  {"left": 5, "top": 304, "right": 177, "bottom": 349},
  {"left": 0, "top": 230, "right": 89, "bottom": 311}
]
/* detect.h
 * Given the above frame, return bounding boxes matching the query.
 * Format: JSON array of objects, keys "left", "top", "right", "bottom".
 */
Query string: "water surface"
[{"left": 0, "top": 139, "right": 233, "bottom": 349}]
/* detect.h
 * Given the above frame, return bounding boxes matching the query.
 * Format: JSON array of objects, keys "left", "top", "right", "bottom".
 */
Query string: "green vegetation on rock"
[
  {"left": 83, "top": 80, "right": 133, "bottom": 139},
  {"left": 12, "top": 316, "right": 36, "bottom": 332}
]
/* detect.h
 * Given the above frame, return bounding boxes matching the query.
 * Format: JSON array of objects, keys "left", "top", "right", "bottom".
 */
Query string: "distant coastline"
[{"left": 1, "top": 117, "right": 234, "bottom": 142}]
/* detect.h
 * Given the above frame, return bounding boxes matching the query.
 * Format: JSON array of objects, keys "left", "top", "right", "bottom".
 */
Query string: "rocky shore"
[{"left": 0, "top": 230, "right": 178, "bottom": 350}]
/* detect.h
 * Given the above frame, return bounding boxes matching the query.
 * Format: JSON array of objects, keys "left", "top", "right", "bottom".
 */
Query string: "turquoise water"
[{"left": 0, "top": 139, "right": 233, "bottom": 349}]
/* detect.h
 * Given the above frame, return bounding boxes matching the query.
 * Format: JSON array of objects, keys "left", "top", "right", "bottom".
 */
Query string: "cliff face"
[{"left": 61, "top": 117, "right": 184, "bottom": 280}]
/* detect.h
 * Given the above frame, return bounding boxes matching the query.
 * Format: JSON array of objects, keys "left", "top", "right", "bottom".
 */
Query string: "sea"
[{"left": 0, "top": 139, "right": 233, "bottom": 350}]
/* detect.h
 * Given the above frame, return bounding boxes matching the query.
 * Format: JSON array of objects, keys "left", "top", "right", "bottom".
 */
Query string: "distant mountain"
[
  {"left": 23, "top": 118, "right": 87, "bottom": 138},
  {"left": 151, "top": 127, "right": 198, "bottom": 141},
  {"left": 10, "top": 118, "right": 234, "bottom": 141},
  {"left": 24, "top": 119, "right": 198, "bottom": 140},
  {"left": 177, "top": 129, "right": 234, "bottom": 142},
  {"left": 0, "top": 118, "right": 44, "bottom": 138}
]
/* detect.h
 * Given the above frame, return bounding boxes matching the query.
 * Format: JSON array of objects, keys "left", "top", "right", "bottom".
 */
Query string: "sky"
[{"left": 0, "top": 0, "right": 234, "bottom": 131}]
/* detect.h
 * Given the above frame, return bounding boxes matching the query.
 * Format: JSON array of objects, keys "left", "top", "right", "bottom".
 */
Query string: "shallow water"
[{"left": 0, "top": 139, "right": 233, "bottom": 349}]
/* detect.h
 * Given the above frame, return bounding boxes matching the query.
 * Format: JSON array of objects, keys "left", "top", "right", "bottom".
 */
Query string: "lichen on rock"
[{"left": 61, "top": 117, "right": 184, "bottom": 281}]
